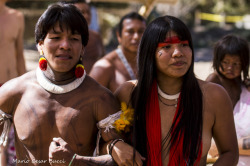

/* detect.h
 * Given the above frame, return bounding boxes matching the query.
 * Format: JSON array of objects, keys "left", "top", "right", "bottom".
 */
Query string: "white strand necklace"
[
  {"left": 36, "top": 67, "right": 86, "bottom": 94},
  {"left": 157, "top": 85, "right": 180, "bottom": 100}
]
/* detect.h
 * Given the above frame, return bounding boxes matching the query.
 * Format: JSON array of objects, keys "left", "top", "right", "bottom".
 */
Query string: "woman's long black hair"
[{"left": 131, "top": 15, "right": 203, "bottom": 165}]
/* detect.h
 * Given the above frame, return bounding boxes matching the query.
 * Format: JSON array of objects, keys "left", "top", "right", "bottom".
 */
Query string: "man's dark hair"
[
  {"left": 117, "top": 12, "right": 146, "bottom": 37},
  {"left": 35, "top": 2, "right": 89, "bottom": 46}
]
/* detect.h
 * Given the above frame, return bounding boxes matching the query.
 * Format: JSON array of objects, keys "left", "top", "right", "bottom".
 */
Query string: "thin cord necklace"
[
  {"left": 157, "top": 85, "right": 180, "bottom": 100},
  {"left": 158, "top": 95, "right": 177, "bottom": 107}
]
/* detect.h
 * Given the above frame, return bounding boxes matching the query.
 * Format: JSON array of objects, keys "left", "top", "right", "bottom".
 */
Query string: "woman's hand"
[{"left": 111, "top": 141, "right": 145, "bottom": 166}]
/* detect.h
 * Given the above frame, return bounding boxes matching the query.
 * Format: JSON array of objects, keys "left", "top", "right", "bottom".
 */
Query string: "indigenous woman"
[{"left": 113, "top": 15, "right": 239, "bottom": 166}]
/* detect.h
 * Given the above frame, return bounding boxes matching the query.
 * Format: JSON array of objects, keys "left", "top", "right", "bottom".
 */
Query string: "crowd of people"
[{"left": 0, "top": 0, "right": 249, "bottom": 166}]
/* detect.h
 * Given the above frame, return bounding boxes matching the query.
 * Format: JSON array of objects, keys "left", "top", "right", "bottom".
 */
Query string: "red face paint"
[{"left": 158, "top": 36, "right": 189, "bottom": 48}]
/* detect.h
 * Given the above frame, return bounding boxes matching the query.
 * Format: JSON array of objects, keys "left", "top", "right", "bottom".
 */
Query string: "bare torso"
[
  {"left": 0, "top": 71, "right": 119, "bottom": 165},
  {"left": 90, "top": 50, "right": 137, "bottom": 93},
  {"left": 160, "top": 81, "right": 215, "bottom": 166},
  {"left": 115, "top": 79, "right": 236, "bottom": 166},
  {"left": 0, "top": 6, "right": 25, "bottom": 83},
  {"left": 82, "top": 30, "right": 104, "bottom": 74}
]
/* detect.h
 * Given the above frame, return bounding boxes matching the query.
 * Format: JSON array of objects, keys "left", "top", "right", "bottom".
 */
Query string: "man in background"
[
  {"left": 0, "top": 0, "right": 26, "bottom": 85},
  {"left": 89, "top": 12, "right": 146, "bottom": 93},
  {"left": 64, "top": 0, "right": 105, "bottom": 74},
  {"left": 0, "top": 0, "right": 26, "bottom": 165}
]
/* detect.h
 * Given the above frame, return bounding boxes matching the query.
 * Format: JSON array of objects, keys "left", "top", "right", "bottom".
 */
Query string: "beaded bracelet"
[
  {"left": 108, "top": 139, "right": 125, "bottom": 156},
  {"left": 68, "top": 153, "right": 77, "bottom": 166}
]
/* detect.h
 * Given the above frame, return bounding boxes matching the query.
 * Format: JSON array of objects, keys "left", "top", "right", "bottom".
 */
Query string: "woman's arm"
[{"left": 209, "top": 84, "right": 239, "bottom": 166}]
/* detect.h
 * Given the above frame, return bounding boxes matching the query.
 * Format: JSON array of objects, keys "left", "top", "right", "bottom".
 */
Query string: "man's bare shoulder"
[
  {"left": 1, "top": 71, "right": 36, "bottom": 92},
  {"left": 94, "top": 50, "right": 118, "bottom": 67},
  {"left": 114, "top": 80, "right": 137, "bottom": 104},
  {"left": 6, "top": 6, "right": 24, "bottom": 19},
  {"left": 83, "top": 75, "right": 114, "bottom": 95},
  {"left": 0, "top": 71, "right": 36, "bottom": 114},
  {"left": 89, "top": 50, "right": 119, "bottom": 80},
  {"left": 82, "top": 75, "right": 119, "bottom": 105},
  {"left": 82, "top": 76, "right": 120, "bottom": 120}
]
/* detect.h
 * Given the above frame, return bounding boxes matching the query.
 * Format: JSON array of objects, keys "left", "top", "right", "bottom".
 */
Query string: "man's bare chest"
[
  {"left": 0, "top": 17, "right": 19, "bottom": 43},
  {"left": 13, "top": 97, "right": 97, "bottom": 150}
]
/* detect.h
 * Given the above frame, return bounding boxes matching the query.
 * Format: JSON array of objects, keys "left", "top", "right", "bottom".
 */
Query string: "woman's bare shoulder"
[
  {"left": 198, "top": 79, "right": 233, "bottom": 112},
  {"left": 199, "top": 79, "right": 228, "bottom": 98},
  {"left": 114, "top": 80, "right": 137, "bottom": 104}
]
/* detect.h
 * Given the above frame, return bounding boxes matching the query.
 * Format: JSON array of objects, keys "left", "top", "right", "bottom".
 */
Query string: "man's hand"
[
  {"left": 49, "top": 137, "right": 75, "bottom": 166},
  {"left": 111, "top": 141, "right": 145, "bottom": 166}
]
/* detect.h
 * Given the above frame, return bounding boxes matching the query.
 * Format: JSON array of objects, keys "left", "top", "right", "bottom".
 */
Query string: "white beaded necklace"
[
  {"left": 157, "top": 85, "right": 180, "bottom": 100},
  {"left": 36, "top": 67, "right": 86, "bottom": 94}
]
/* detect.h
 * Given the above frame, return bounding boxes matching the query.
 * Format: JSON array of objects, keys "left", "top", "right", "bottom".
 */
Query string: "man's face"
[
  {"left": 74, "top": 2, "right": 91, "bottom": 25},
  {"left": 117, "top": 18, "right": 146, "bottom": 54},
  {"left": 39, "top": 22, "right": 84, "bottom": 73}
]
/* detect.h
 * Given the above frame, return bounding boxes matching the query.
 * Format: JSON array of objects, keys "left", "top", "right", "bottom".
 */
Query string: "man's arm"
[
  {"left": 15, "top": 11, "right": 26, "bottom": 75},
  {"left": 89, "top": 59, "right": 113, "bottom": 88},
  {"left": 49, "top": 88, "right": 144, "bottom": 166},
  {"left": 49, "top": 137, "right": 117, "bottom": 166}
]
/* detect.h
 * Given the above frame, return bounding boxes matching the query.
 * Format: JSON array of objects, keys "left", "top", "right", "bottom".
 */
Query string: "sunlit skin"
[
  {"left": 219, "top": 54, "right": 242, "bottom": 79},
  {"left": 73, "top": 2, "right": 105, "bottom": 74},
  {"left": 89, "top": 18, "right": 146, "bottom": 93},
  {"left": 155, "top": 31, "right": 192, "bottom": 81},
  {"left": 113, "top": 29, "right": 238, "bottom": 166},
  {"left": 0, "top": 0, "right": 26, "bottom": 83},
  {"left": 117, "top": 18, "right": 146, "bottom": 54},
  {"left": 155, "top": 31, "right": 195, "bottom": 165},
  {"left": 206, "top": 54, "right": 242, "bottom": 107},
  {"left": 73, "top": 2, "right": 91, "bottom": 25},
  {"left": 0, "top": 18, "right": 120, "bottom": 166},
  {"left": 38, "top": 22, "right": 84, "bottom": 83}
]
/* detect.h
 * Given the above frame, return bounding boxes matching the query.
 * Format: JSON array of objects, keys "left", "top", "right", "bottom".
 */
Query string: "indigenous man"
[
  {"left": 0, "top": 3, "right": 121, "bottom": 165},
  {"left": 0, "top": 0, "right": 26, "bottom": 165},
  {"left": 0, "top": 0, "right": 26, "bottom": 85},
  {"left": 89, "top": 12, "right": 146, "bottom": 93}
]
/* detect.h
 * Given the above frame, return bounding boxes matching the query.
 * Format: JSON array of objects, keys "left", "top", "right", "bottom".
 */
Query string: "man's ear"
[
  {"left": 81, "top": 46, "right": 85, "bottom": 57},
  {"left": 116, "top": 30, "right": 122, "bottom": 44},
  {"left": 37, "top": 41, "right": 44, "bottom": 53}
]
